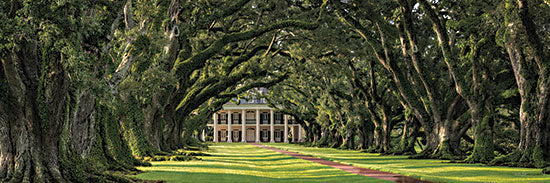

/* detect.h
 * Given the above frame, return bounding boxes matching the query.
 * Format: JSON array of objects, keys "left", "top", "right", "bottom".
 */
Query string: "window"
[
  {"left": 219, "top": 113, "right": 227, "bottom": 124},
  {"left": 261, "top": 113, "right": 269, "bottom": 124},
  {"left": 274, "top": 113, "right": 283, "bottom": 124},
  {"left": 232, "top": 113, "right": 240, "bottom": 124},
  {"left": 246, "top": 111, "right": 255, "bottom": 124}
]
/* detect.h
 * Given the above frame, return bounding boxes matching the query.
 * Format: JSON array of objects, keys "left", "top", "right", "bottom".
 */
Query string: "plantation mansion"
[{"left": 201, "top": 98, "right": 304, "bottom": 143}]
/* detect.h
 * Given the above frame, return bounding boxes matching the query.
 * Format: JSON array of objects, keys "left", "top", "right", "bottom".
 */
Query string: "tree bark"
[
  {"left": 492, "top": 1, "right": 549, "bottom": 169},
  {"left": 394, "top": 117, "right": 420, "bottom": 155},
  {"left": 0, "top": 44, "right": 71, "bottom": 182}
]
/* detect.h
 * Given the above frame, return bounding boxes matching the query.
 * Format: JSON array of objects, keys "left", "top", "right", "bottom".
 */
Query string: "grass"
[
  {"left": 130, "top": 143, "right": 388, "bottom": 183},
  {"left": 263, "top": 143, "right": 550, "bottom": 183}
]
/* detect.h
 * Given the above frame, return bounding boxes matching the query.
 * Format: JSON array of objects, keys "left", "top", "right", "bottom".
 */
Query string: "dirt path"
[{"left": 251, "top": 143, "right": 431, "bottom": 183}]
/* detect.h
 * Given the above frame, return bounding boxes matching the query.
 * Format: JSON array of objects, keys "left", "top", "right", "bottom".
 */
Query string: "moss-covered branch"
[{"left": 172, "top": 0, "right": 327, "bottom": 80}]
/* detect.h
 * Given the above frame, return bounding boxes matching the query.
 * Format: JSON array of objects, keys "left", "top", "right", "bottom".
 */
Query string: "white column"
[
  {"left": 255, "top": 109, "right": 260, "bottom": 143},
  {"left": 201, "top": 129, "right": 205, "bottom": 141},
  {"left": 227, "top": 110, "right": 232, "bottom": 142},
  {"left": 291, "top": 125, "right": 296, "bottom": 142},
  {"left": 213, "top": 113, "right": 218, "bottom": 142},
  {"left": 241, "top": 109, "right": 246, "bottom": 142},
  {"left": 298, "top": 124, "right": 303, "bottom": 142},
  {"left": 270, "top": 110, "right": 275, "bottom": 143},
  {"left": 284, "top": 115, "right": 289, "bottom": 143}
]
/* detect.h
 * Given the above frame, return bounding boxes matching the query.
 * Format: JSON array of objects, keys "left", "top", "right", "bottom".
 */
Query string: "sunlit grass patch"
[
  {"left": 131, "top": 143, "right": 388, "bottom": 183},
  {"left": 264, "top": 143, "right": 550, "bottom": 183}
]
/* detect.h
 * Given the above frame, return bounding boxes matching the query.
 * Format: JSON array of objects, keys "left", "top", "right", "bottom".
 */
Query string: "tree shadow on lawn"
[
  {"left": 150, "top": 163, "right": 336, "bottom": 172},
  {"left": 213, "top": 153, "right": 283, "bottom": 158},
  {"left": 211, "top": 155, "right": 295, "bottom": 161},
  {"left": 416, "top": 169, "right": 550, "bottom": 183},
  {"left": 321, "top": 157, "right": 412, "bottom": 162},
  {"left": 201, "top": 158, "right": 303, "bottom": 167},
  {"left": 315, "top": 156, "right": 550, "bottom": 182},
  {"left": 267, "top": 144, "right": 550, "bottom": 182},
  {"left": 133, "top": 170, "right": 389, "bottom": 183}
]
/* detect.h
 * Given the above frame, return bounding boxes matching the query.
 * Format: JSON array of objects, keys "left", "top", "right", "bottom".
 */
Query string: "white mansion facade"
[{"left": 201, "top": 98, "right": 304, "bottom": 143}]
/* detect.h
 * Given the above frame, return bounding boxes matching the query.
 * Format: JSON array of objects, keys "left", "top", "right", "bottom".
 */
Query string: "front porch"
[
  {"left": 202, "top": 124, "right": 303, "bottom": 143},
  {"left": 202, "top": 107, "right": 304, "bottom": 143}
]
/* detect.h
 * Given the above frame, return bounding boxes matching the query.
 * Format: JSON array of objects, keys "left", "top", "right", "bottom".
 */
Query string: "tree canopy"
[{"left": 1, "top": 0, "right": 549, "bottom": 182}]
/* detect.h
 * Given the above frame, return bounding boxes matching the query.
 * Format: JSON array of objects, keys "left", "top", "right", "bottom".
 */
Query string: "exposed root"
[{"left": 409, "top": 141, "right": 463, "bottom": 160}]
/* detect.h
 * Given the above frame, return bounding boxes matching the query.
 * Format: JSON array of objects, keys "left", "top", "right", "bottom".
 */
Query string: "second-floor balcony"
[
  {"left": 246, "top": 118, "right": 256, "bottom": 124},
  {"left": 232, "top": 118, "right": 241, "bottom": 124},
  {"left": 209, "top": 118, "right": 299, "bottom": 125}
]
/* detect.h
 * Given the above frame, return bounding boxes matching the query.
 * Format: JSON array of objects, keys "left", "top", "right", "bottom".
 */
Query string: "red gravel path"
[{"left": 251, "top": 143, "right": 431, "bottom": 183}]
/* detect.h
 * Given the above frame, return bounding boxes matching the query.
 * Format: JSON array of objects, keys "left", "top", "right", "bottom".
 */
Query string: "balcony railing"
[
  {"left": 232, "top": 119, "right": 241, "bottom": 124},
  {"left": 216, "top": 118, "right": 298, "bottom": 125},
  {"left": 246, "top": 119, "right": 256, "bottom": 124}
]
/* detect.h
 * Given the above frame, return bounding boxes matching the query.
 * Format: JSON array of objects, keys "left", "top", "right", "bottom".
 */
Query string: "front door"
[
  {"left": 246, "top": 129, "right": 255, "bottom": 142},
  {"left": 220, "top": 130, "right": 227, "bottom": 142},
  {"left": 262, "top": 129, "right": 268, "bottom": 142},
  {"left": 233, "top": 131, "right": 239, "bottom": 142}
]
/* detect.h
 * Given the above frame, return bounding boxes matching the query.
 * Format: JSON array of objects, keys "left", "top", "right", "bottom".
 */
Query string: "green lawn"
[
  {"left": 131, "top": 143, "right": 388, "bottom": 183},
  {"left": 263, "top": 143, "right": 550, "bottom": 183}
]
